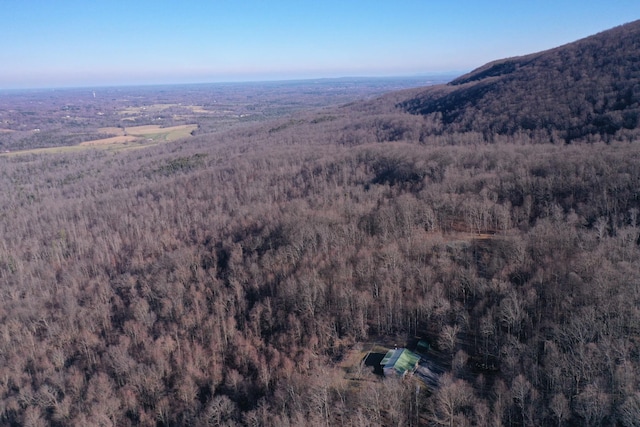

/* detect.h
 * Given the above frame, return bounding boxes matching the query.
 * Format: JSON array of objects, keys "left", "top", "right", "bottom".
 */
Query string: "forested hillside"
[
  {"left": 400, "top": 20, "right": 640, "bottom": 143},
  {"left": 1, "top": 22, "right": 640, "bottom": 427},
  {"left": 2, "top": 105, "right": 640, "bottom": 425}
]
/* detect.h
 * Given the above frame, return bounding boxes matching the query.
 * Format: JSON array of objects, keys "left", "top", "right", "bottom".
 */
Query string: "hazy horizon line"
[{"left": 0, "top": 71, "right": 466, "bottom": 92}]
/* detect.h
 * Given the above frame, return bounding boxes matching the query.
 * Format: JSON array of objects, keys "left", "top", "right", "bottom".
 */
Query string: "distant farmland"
[
  {"left": 91, "top": 124, "right": 198, "bottom": 144},
  {"left": 2, "top": 124, "right": 198, "bottom": 156}
]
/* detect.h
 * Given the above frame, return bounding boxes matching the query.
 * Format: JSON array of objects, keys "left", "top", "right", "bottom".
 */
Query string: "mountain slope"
[{"left": 400, "top": 20, "right": 640, "bottom": 142}]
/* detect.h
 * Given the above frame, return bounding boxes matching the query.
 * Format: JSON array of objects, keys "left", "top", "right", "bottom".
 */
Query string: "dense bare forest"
[{"left": 1, "top": 21, "right": 640, "bottom": 427}]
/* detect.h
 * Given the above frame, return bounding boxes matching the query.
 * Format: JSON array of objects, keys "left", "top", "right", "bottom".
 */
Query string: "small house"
[{"left": 380, "top": 348, "right": 420, "bottom": 377}]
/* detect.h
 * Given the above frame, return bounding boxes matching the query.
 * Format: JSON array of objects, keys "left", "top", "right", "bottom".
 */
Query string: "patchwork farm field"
[{"left": 2, "top": 124, "right": 198, "bottom": 155}]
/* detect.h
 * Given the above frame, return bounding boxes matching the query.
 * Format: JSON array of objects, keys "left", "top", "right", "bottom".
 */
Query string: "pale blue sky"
[{"left": 1, "top": 0, "right": 639, "bottom": 88}]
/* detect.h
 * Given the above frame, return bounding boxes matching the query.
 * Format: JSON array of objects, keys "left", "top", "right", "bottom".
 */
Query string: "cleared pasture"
[{"left": 98, "top": 124, "right": 196, "bottom": 139}]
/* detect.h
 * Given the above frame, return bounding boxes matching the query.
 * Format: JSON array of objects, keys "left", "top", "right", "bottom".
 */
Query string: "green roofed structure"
[
  {"left": 417, "top": 339, "right": 430, "bottom": 354},
  {"left": 380, "top": 348, "right": 420, "bottom": 377}
]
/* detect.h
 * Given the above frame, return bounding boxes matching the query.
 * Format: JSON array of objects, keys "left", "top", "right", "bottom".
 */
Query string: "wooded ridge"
[{"left": 400, "top": 19, "right": 640, "bottom": 144}]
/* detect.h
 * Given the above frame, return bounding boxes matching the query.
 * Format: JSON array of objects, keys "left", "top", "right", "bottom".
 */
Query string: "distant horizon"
[
  {"left": 0, "top": 72, "right": 464, "bottom": 92},
  {"left": 1, "top": 1, "right": 639, "bottom": 90}
]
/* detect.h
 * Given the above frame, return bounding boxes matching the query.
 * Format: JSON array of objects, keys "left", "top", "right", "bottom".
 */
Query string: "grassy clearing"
[
  {"left": 125, "top": 124, "right": 197, "bottom": 140},
  {"left": 79, "top": 135, "right": 139, "bottom": 146},
  {"left": 97, "top": 124, "right": 196, "bottom": 138},
  {"left": 82, "top": 124, "right": 197, "bottom": 147}
]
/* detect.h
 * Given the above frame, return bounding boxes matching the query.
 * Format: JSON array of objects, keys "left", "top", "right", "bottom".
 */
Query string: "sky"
[{"left": 1, "top": 0, "right": 639, "bottom": 89}]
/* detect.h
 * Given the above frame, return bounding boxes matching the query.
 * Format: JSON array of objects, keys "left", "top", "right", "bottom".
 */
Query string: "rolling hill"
[{"left": 399, "top": 19, "right": 640, "bottom": 143}]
